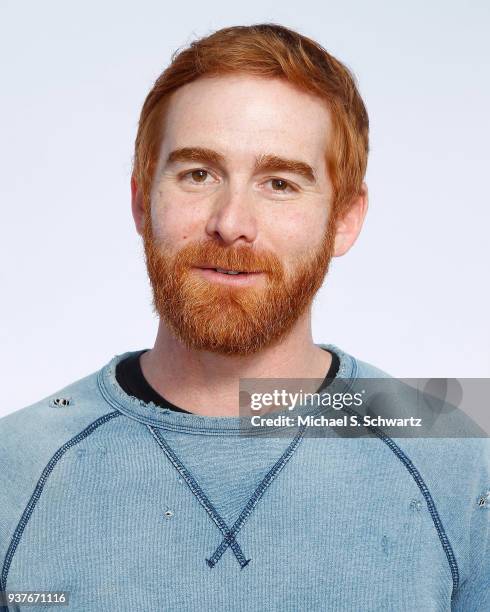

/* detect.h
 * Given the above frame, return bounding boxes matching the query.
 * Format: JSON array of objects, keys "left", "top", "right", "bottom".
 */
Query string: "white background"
[{"left": 1, "top": 0, "right": 489, "bottom": 418}]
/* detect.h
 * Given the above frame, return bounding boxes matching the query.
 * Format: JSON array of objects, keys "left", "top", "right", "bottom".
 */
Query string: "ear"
[
  {"left": 131, "top": 175, "right": 146, "bottom": 236},
  {"left": 333, "top": 182, "right": 369, "bottom": 257}
]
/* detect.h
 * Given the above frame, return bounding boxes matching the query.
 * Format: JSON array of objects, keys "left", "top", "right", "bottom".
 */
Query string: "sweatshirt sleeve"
[
  {"left": 451, "top": 440, "right": 490, "bottom": 610},
  {"left": 0, "top": 368, "right": 115, "bottom": 603}
]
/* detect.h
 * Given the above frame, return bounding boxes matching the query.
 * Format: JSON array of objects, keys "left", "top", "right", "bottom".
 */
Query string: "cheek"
[
  {"left": 150, "top": 189, "right": 203, "bottom": 241},
  {"left": 265, "top": 208, "right": 327, "bottom": 249}
]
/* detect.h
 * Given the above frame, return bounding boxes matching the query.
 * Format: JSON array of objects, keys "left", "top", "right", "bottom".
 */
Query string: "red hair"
[{"left": 133, "top": 23, "right": 369, "bottom": 220}]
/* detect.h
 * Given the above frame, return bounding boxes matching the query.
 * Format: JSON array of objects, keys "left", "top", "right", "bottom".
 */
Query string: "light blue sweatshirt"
[{"left": 1, "top": 344, "right": 488, "bottom": 611}]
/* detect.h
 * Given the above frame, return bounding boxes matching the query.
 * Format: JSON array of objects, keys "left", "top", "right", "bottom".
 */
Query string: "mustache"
[{"left": 174, "top": 242, "right": 281, "bottom": 275}]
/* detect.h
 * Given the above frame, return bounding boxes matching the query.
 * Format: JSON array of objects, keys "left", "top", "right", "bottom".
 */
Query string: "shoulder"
[
  {"left": 0, "top": 365, "right": 117, "bottom": 447},
  {"left": 353, "top": 356, "right": 393, "bottom": 379},
  {"left": 326, "top": 343, "right": 490, "bottom": 592},
  {"left": 320, "top": 342, "right": 393, "bottom": 379},
  {"left": 0, "top": 363, "right": 120, "bottom": 572}
]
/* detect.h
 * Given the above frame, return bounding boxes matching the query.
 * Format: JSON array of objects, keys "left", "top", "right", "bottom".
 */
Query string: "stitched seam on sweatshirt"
[
  {"left": 0, "top": 410, "right": 121, "bottom": 593},
  {"left": 340, "top": 404, "right": 459, "bottom": 596},
  {"left": 148, "top": 424, "right": 306, "bottom": 567},
  {"left": 148, "top": 426, "right": 249, "bottom": 566},
  {"left": 97, "top": 349, "right": 357, "bottom": 435},
  {"left": 98, "top": 368, "right": 249, "bottom": 434},
  {"left": 207, "top": 423, "right": 307, "bottom": 566}
]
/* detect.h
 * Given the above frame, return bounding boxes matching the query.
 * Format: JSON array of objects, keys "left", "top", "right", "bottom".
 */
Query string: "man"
[{"left": 1, "top": 23, "right": 488, "bottom": 612}]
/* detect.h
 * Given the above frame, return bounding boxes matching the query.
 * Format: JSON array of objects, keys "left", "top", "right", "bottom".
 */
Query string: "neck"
[{"left": 140, "top": 312, "right": 332, "bottom": 417}]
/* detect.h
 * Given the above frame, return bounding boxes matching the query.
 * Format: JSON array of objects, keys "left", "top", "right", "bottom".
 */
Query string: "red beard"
[{"left": 142, "top": 212, "right": 337, "bottom": 356}]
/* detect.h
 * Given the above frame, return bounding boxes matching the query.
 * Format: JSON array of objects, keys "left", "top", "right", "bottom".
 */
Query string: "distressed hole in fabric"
[
  {"left": 50, "top": 397, "right": 72, "bottom": 408},
  {"left": 163, "top": 509, "right": 174, "bottom": 519},
  {"left": 381, "top": 534, "right": 396, "bottom": 557},
  {"left": 478, "top": 490, "right": 490, "bottom": 508},
  {"left": 409, "top": 499, "right": 422, "bottom": 512}
]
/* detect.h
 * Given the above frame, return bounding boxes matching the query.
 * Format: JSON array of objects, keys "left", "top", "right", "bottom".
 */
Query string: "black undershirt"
[{"left": 116, "top": 347, "right": 340, "bottom": 415}]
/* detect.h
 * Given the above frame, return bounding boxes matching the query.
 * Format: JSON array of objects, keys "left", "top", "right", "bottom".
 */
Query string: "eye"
[
  {"left": 267, "top": 178, "right": 297, "bottom": 193},
  {"left": 180, "top": 169, "right": 214, "bottom": 184}
]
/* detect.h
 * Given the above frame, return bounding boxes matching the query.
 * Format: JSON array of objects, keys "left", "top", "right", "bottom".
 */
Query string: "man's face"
[{"left": 142, "top": 74, "right": 338, "bottom": 356}]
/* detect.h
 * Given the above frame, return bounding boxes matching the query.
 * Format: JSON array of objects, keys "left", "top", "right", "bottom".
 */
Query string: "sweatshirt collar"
[{"left": 97, "top": 343, "right": 357, "bottom": 435}]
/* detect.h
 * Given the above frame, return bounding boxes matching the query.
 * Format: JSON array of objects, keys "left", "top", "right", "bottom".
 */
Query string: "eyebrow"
[{"left": 165, "top": 147, "right": 317, "bottom": 184}]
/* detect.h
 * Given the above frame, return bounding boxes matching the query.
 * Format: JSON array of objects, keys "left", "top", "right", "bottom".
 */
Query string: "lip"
[
  {"left": 196, "top": 264, "right": 262, "bottom": 273},
  {"left": 193, "top": 266, "right": 265, "bottom": 286}
]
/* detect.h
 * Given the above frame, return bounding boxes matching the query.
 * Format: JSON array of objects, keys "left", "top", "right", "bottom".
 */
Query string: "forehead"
[{"left": 159, "top": 74, "right": 332, "bottom": 167}]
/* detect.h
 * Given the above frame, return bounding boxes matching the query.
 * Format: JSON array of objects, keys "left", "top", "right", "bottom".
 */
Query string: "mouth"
[
  {"left": 193, "top": 266, "right": 265, "bottom": 285},
  {"left": 197, "top": 266, "right": 260, "bottom": 275}
]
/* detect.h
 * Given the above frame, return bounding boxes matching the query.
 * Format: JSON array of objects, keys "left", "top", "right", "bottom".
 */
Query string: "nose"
[{"left": 205, "top": 184, "right": 258, "bottom": 245}]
